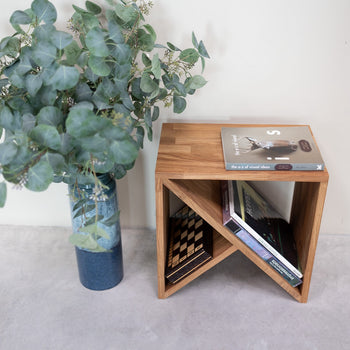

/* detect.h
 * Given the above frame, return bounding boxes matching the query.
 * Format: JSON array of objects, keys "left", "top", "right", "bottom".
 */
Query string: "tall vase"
[{"left": 69, "top": 174, "right": 123, "bottom": 290}]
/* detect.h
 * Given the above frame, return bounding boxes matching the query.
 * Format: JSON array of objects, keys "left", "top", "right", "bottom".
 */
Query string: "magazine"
[
  {"left": 221, "top": 126, "right": 324, "bottom": 171},
  {"left": 222, "top": 180, "right": 303, "bottom": 279}
]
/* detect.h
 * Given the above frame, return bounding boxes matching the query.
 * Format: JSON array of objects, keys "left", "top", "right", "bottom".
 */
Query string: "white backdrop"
[{"left": 0, "top": 0, "right": 349, "bottom": 234}]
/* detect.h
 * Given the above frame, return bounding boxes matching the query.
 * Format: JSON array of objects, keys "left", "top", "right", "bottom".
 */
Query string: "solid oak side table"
[{"left": 155, "top": 123, "right": 328, "bottom": 302}]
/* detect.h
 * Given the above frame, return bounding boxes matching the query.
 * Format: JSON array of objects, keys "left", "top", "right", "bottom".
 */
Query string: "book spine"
[
  {"left": 225, "top": 163, "right": 324, "bottom": 171},
  {"left": 234, "top": 228, "right": 302, "bottom": 287},
  {"left": 227, "top": 181, "right": 303, "bottom": 279},
  {"left": 166, "top": 252, "right": 212, "bottom": 284}
]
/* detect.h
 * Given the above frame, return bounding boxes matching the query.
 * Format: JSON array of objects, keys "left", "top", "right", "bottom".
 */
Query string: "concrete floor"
[{"left": 1, "top": 225, "right": 349, "bottom": 350}]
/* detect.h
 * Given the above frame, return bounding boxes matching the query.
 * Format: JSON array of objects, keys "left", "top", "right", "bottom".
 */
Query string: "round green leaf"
[
  {"left": 88, "top": 56, "right": 111, "bottom": 77},
  {"left": 108, "top": 18, "right": 124, "bottom": 44},
  {"left": 25, "top": 159, "right": 54, "bottom": 192},
  {"left": 0, "top": 106, "right": 21, "bottom": 132},
  {"left": 66, "top": 108, "right": 110, "bottom": 138},
  {"left": 140, "top": 73, "right": 158, "bottom": 94},
  {"left": 10, "top": 10, "right": 33, "bottom": 33},
  {"left": 32, "top": 42, "right": 57, "bottom": 67},
  {"left": 173, "top": 95, "right": 187, "bottom": 114},
  {"left": 50, "top": 31, "right": 73, "bottom": 50},
  {"left": 186, "top": 75, "right": 207, "bottom": 90},
  {"left": 49, "top": 65, "right": 80, "bottom": 91},
  {"left": 110, "top": 139, "right": 138, "bottom": 165},
  {"left": 85, "top": 1, "right": 102, "bottom": 15},
  {"left": 0, "top": 182, "right": 7, "bottom": 208},
  {"left": 31, "top": 0, "right": 57, "bottom": 24},
  {"left": 0, "top": 141, "right": 18, "bottom": 165},
  {"left": 25, "top": 74, "right": 43, "bottom": 97},
  {"left": 179, "top": 48, "right": 199, "bottom": 64},
  {"left": 37, "top": 106, "right": 63, "bottom": 127},
  {"left": 30, "top": 124, "right": 61, "bottom": 151},
  {"left": 85, "top": 27, "right": 109, "bottom": 57}
]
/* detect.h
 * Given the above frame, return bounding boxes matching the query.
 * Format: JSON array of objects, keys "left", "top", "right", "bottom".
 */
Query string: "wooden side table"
[{"left": 155, "top": 123, "right": 328, "bottom": 302}]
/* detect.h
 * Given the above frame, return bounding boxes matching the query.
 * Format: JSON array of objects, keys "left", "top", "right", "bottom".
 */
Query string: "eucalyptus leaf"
[
  {"left": 16, "top": 55, "right": 33, "bottom": 76},
  {"left": 79, "top": 223, "right": 110, "bottom": 240},
  {"left": 50, "top": 31, "right": 73, "bottom": 49},
  {"left": 10, "top": 10, "right": 32, "bottom": 25},
  {"left": 45, "top": 152, "right": 67, "bottom": 173},
  {"left": 10, "top": 10, "right": 32, "bottom": 33},
  {"left": 37, "top": 106, "right": 63, "bottom": 127},
  {"left": 32, "top": 41, "right": 57, "bottom": 67},
  {"left": 198, "top": 40, "right": 210, "bottom": 58},
  {"left": 167, "top": 42, "right": 181, "bottom": 51},
  {"left": 0, "top": 106, "right": 21, "bottom": 132},
  {"left": 151, "top": 53, "right": 161, "bottom": 79},
  {"left": 31, "top": 0, "right": 57, "bottom": 24},
  {"left": 179, "top": 48, "right": 199, "bottom": 64},
  {"left": 186, "top": 75, "right": 207, "bottom": 90},
  {"left": 8, "top": 72, "right": 25, "bottom": 89},
  {"left": 140, "top": 73, "right": 158, "bottom": 93},
  {"left": 49, "top": 65, "right": 80, "bottom": 91},
  {"left": 144, "top": 24, "right": 156, "bottom": 42},
  {"left": 173, "top": 95, "right": 187, "bottom": 114},
  {"left": 64, "top": 41, "right": 81, "bottom": 65},
  {"left": 192, "top": 32, "right": 199, "bottom": 49},
  {"left": 135, "top": 126, "right": 144, "bottom": 149},
  {"left": 110, "top": 138, "right": 139, "bottom": 165},
  {"left": 88, "top": 55, "right": 111, "bottom": 77},
  {"left": 80, "top": 134, "right": 108, "bottom": 153},
  {"left": 85, "top": 1, "right": 102, "bottom": 14},
  {"left": 30, "top": 124, "right": 61, "bottom": 150},
  {"left": 33, "top": 23, "right": 55, "bottom": 41},
  {"left": 69, "top": 233, "right": 107, "bottom": 252},
  {"left": 152, "top": 106, "right": 160, "bottom": 121},
  {"left": 22, "top": 113, "right": 36, "bottom": 132},
  {"left": 108, "top": 18, "right": 124, "bottom": 44},
  {"left": 25, "top": 73, "right": 43, "bottom": 97},
  {"left": 144, "top": 107, "right": 152, "bottom": 128},
  {"left": 25, "top": 159, "right": 54, "bottom": 192},
  {"left": 137, "top": 29, "right": 154, "bottom": 52},
  {"left": 142, "top": 53, "right": 151, "bottom": 67},
  {"left": 0, "top": 37, "right": 20, "bottom": 58},
  {"left": 85, "top": 27, "right": 109, "bottom": 57},
  {"left": 66, "top": 108, "right": 110, "bottom": 138},
  {"left": 0, "top": 182, "right": 6, "bottom": 208},
  {"left": 0, "top": 141, "right": 18, "bottom": 165}
]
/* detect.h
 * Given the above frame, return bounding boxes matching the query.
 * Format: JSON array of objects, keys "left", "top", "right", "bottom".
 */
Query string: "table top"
[{"left": 155, "top": 123, "right": 329, "bottom": 182}]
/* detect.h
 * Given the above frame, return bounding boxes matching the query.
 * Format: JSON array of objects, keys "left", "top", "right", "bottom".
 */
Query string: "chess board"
[{"left": 165, "top": 205, "right": 213, "bottom": 284}]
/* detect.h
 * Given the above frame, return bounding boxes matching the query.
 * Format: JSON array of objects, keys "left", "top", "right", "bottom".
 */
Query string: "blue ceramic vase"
[{"left": 69, "top": 174, "right": 123, "bottom": 290}]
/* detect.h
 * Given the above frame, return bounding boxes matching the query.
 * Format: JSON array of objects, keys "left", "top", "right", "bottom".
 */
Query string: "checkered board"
[{"left": 165, "top": 205, "right": 213, "bottom": 284}]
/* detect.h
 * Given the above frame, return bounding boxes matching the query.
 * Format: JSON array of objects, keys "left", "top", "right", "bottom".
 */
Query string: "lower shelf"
[
  {"left": 157, "top": 178, "right": 326, "bottom": 302},
  {"left": 164, "top": 230, "right": 237, "bottom": 298}
]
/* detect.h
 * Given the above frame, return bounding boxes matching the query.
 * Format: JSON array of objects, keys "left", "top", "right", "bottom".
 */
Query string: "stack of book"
[{"left": 221, "top": 180, "right": 303, "bottom": 287}]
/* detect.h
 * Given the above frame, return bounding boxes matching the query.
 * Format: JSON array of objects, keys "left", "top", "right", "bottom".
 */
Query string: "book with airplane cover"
[
  {"left": 221, "top": 125, "right": 324, "bottom": 171},
  {"left": 165, "top": 205, "right": 213, "bottom": 284},
  {"left": 221, "top": 180, "right": 303, "bottom": 283}
]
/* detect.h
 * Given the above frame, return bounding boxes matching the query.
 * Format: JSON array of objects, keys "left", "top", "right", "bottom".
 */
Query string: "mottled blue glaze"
[
  {"left": 69, "top": 174, "right": 123, "bottom": 290},
  {"left": 75, "top": 241, "right": 123, "bottom": 290}
]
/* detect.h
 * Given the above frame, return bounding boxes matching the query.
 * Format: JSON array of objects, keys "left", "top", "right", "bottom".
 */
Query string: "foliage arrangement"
[{"left": 0, "top": 0, "right": 209, "bottom": 251}]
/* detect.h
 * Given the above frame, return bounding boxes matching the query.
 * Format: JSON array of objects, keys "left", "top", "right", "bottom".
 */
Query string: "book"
[
  {"left": 221, "top": 125, "right": 324, "bottom": 171},
  {"left": 165, "top": 205, "right": 213, "bottom": 284},
  {"left": 221, "top": 180, "right": 303, "bottom": 284}
]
